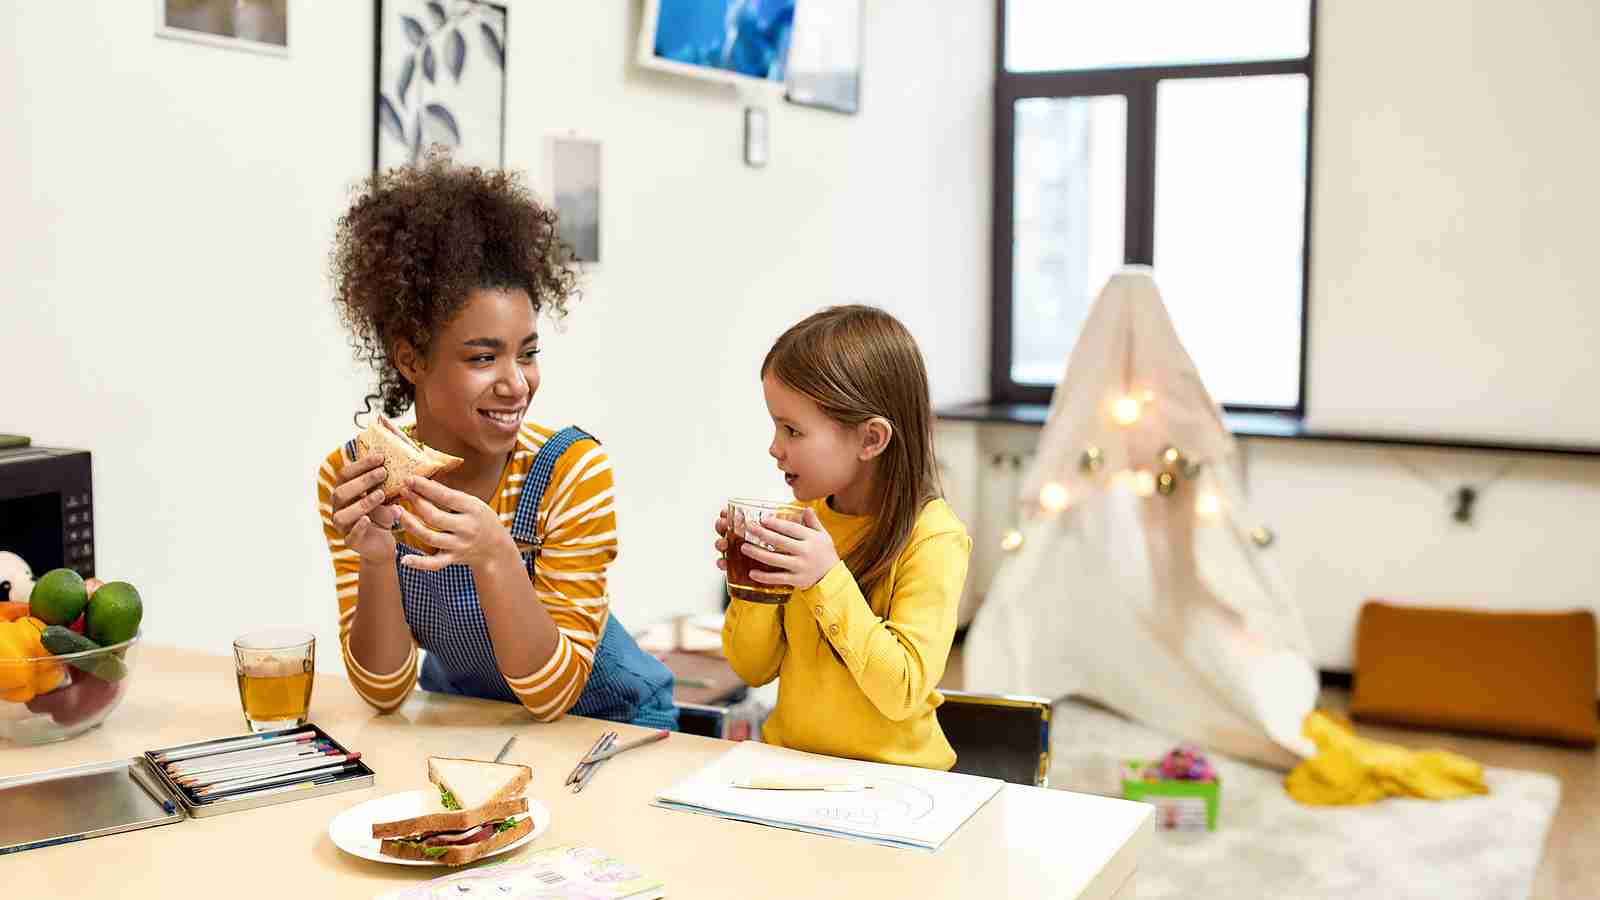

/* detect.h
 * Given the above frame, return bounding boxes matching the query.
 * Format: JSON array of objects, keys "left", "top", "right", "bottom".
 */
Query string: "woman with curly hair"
[{"left": 316, "top": 151, "right": 676, "bottom": 728}]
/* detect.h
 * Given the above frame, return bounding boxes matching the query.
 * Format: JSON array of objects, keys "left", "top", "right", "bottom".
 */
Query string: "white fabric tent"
[{"left": 964, "top": 269, "right": 1317, "bottom": 769}]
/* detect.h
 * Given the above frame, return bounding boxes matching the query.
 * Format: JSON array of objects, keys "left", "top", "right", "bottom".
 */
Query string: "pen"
[{"left": 494, "top": 735, "right": 517, "bottom": 763}]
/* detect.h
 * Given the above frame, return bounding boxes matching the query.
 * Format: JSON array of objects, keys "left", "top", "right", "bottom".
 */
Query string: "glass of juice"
[
  {"left": 725, "top": 498, "right": 806, "bottom": 603},
  {"left": 232, "top": 628, "right": 315, "bottom": 732}
]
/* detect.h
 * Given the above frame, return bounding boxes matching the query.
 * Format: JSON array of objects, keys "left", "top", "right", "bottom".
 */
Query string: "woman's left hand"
[
  {"left": 740, "top": 508, "right": 839, "bottom": 590},
  {"left": 394, "top": 476, "right": 517, "bottom": 573}
]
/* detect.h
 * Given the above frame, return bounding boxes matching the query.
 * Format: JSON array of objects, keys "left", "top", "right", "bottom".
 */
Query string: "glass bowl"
[{"left": 0, "top": 630, "right": 141, "bottom": 745}]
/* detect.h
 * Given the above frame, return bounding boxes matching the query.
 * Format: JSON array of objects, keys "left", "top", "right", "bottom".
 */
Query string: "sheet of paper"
[
  {"left": 653, "top": 741, "right": 1003, "bottom": 851},
  {"left": 374, "top": 844, "right": 663, "bottom": 900}
]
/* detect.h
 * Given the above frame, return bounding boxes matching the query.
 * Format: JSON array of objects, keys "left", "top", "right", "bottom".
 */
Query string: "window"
[{"left": 992, "top": 1, "right": 1316, "bottom": 412}]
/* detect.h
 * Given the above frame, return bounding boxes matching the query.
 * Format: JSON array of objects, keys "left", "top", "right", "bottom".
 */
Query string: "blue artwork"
[{"left": 652, "top": 0, "right": 796, "bottom": 82}]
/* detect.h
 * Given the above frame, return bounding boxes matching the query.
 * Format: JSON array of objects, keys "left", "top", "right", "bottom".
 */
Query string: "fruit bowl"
[{"left": 0, "top": 631, "right": 140, "bottom": 745}]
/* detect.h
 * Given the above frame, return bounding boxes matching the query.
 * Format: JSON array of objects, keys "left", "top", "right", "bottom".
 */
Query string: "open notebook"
[{"left": 653, "top": 742, "right": 1003, "bottom": 851}]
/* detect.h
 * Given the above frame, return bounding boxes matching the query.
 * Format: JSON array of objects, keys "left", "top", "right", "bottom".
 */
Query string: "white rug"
[{"left": 1049, "top": 699, "right": 1562, "bottom": 900}]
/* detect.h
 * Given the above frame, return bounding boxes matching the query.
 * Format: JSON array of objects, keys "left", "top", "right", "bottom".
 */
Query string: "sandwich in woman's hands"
[
  {"left": 371, "top": 757, "right": 533, "bottom": 865},
  {"left": 355, "top": 413, "right": 464, "bottom": 500}
]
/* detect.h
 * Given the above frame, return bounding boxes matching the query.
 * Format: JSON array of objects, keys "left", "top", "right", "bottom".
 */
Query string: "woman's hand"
[
  {"left": 713, "top": 509, "right": 730, "bottom": 571},
  {"left": 328, "top": 454, "right": 404, "bottom": 562},
  {"left": 738, "top": 508, "right": 839, "bottom": 590},
  {"left": 394, "top": 476, "right": 518, "bottom": 573}
]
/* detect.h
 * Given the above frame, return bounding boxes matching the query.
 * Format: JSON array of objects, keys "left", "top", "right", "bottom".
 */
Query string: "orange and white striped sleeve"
[
  {"left": 316, "top": 446, "right": 419, "bottom": 712},
  {"left": 500, "top": 439, "right": 617, "bottom": 721}
]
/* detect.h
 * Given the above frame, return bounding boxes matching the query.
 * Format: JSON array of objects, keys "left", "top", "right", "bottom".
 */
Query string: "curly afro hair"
[{"left": 329, "top": 148, "right": 579, "bottom": 422}]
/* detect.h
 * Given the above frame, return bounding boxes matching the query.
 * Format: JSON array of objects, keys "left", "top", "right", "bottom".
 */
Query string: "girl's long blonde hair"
[{"left": 762, "top": 305, "right": 940, "bottom": 606}]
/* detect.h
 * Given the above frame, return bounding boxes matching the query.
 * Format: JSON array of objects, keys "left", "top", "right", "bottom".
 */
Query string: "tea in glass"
[
  {"left": 233, "top": 628, "right": 315, "bottom": 732},
  {"left": 725, "top": 498, "right": 805, "bottom": 603}
]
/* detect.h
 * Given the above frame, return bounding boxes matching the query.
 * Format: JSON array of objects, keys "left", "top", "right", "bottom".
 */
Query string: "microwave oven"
[{"left": 0, "top": 446, "right": 94, "bottom": 579}]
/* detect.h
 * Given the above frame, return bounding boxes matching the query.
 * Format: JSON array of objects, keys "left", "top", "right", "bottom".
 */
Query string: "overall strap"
[{"left": 509, "top": 426, "right": 597, "bottom": 550}]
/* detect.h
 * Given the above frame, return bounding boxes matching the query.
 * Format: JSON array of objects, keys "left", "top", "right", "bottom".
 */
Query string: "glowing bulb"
[
  {"left": 1111, "top": 396, "right": 1142, "bottom": 426},
  {"left": 1196, "top": 492, "right": 1221, "bottom": 518},
  {"left": 1132, "top": 470, "right": 1156, "bottom": 498},
  {"left": 1000, "top": 529, "right": 1024, "bottom": 552},
  {"left": 1039, "top": 482, "right": 1070, "bottom": 512},
  {"left": 1162, "top": 446, "right": 1182, "bottom": 466}
]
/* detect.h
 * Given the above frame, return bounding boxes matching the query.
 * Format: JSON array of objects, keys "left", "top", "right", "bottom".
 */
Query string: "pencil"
[
  {"left": 168, "top": 742, "right": 335, "bottom": 777},
  {"left": 189, "top": 754, "right": 362, "bottom": 792},
  {"left": 176, "top": 748, "right": 347, "bottom": 786},
  {"left": 154, "top": 729, "right": 317, "bottom": 763},
  {"left": 570, "top": 733, "right": 616, "bottom": 794},
  {"left": 194, "top": 769, "right": 352, "bottom": 802},
  {"left": 565, "top": 731, "right": 615, "bottom": 786},
  {"left": 579, "top": 729, "right": 669, "bottom": 764},
  {"left": 194, "top": 758, "right": 361, "bottom": 795}
]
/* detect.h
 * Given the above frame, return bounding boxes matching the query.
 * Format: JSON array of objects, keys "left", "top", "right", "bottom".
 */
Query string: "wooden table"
[{"left": 1, "top": 646, "right": 1153, "bottom": 898}]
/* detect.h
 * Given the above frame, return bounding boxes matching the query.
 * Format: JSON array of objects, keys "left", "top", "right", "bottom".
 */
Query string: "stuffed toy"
[{"left": 0, "top": 551, "right": 35, "bottom": 604}]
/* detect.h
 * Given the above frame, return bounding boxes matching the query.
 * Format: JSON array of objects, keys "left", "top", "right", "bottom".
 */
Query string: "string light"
[
  {"left": 1111, "top": 395, "right": 1142, "bottom": 426},
  {"left": 1156, "top": 472, "right": 1176, "bottom": 496},
  {"left": 1162, "top": 446, "right": 1182, "bottom": 466},
  {"left": 1196, "top": 492, "right": 1221, "bottom": 518},
  {"left": 1251, "top": 526, "right": 1276, "bottom": 547},
  {"left": 1000, "top": 529, "right": 1024, "bottom": 552},
  {"left": 1039, "top": 482, "right": 1070, "bottom": 512},
  {"left": 1080, "top": 446, "right": 1104, "bottom": 473},
  {"left": 1132, "top": 470, "right": 1157, "bottom": 497}
]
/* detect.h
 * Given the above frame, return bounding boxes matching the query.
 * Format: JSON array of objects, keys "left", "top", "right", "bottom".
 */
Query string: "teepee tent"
[{"left": 964, "top": 268, "right": 1317, "bottom": 769}]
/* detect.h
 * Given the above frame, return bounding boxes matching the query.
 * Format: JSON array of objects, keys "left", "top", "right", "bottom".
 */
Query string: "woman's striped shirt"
[{"left": 315, "top": 421, "right": 617, "bottom": 720}]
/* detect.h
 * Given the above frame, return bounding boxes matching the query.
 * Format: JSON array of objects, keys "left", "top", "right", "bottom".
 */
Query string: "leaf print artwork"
[
  {"left": 447, "top": 29, "right": 466, "bottom": 82},
  {"left": 377, "top": 1, "right": 506, "bottom": 171},
  {"left": 400, "top": 15, "right": 424, "bottom": 46},
  {"left": 480, "top": 21, "right": 504, "bottom": 69},
  {"left": 425, "top": 104, "right": 462, "bottom": 146}
]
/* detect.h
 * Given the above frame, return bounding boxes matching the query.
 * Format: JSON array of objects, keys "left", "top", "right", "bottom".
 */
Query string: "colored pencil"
[
  {"left": 194, "top": 757, "right": 361, "bottom": 795},
  {"left": 565, "top": 731, "right": 615, "bottom": 786},
  {"left": 193, "top": 762, "right": 353, "bottom": 797},
  {"left": 167, "top": 742, "right": 335, "bottom": 777},
  {"left": 579, "top": 729, "right": 669, "bottom": 765},
  {"left": 153, "top": 729, "right": 317, "bottom": 763},
  {"left": 176, "top": 748, "right": 347, "bottom": 785}
]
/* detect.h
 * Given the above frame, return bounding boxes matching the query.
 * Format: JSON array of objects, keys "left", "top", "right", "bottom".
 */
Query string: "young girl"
[
  {"left": 714, "top": 305, "right": 972, "bottom": 769},
  {"left": 318, "top": 151, "right": 675, "bottom": 729}
]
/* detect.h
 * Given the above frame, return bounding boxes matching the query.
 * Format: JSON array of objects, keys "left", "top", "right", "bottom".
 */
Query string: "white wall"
[
  {"left": 2, "top": 1, "right": 992, "bottom": 671},
  {"left": 947, "top": 0, "right": 1600, "bottom": 677}
]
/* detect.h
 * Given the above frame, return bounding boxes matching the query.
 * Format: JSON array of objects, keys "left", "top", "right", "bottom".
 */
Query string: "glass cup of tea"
[
  {"left": 724, "top": 498, "right": 806, "bottom": 603},
  {"left": 233, "top": 628, "right": 315, "bottom": 733}
]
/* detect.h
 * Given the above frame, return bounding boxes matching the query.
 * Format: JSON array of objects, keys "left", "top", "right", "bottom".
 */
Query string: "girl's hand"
[
  {"left": 713, "top": 509, "right": 730, "bottom": 571},
  {"left": 739, "top": 508, "right": 839, "bottom": 590},
  {"left": 328, "top": 454, "right": 405, "bottom": 562},
  {"left": 394, "top": 476, "right": 517, "bottom": 573}
]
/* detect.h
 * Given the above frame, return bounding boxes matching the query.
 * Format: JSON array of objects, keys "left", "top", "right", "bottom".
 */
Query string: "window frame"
[{"left": 989, "top": 1, "right": 1319, "bottom": 415}]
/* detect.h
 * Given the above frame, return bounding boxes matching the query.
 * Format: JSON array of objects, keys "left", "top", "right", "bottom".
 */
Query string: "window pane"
[
  {"left": 1006, "top": 0, "right": 1309, "bottom": 72},
  {"left": 1154, "top": 74, "right": 1307, "bottom": 409},
  {"left": 1011, "top": 95, "right": 1126, "bottom": 387}
]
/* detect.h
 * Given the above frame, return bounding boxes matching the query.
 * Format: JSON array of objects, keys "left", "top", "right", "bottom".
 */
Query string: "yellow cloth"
[
  {"left": 722, "top": 498, "right": 971, "bottom": 770},
  {"left": 1284, "top": 710, "right": 1489, "bottom": 805}
]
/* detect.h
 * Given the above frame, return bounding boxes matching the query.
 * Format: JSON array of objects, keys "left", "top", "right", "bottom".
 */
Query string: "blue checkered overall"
[{"left": 348, "top": 427, "right": 677, "bottom": 729}]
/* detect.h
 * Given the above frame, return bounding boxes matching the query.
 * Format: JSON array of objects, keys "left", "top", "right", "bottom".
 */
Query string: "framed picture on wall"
[
  {"left": 157, "top": 0, "right": 288, "bottom": 57},
  {"left": 545, "top": 137, "right": 601, "bottom": 265},
  {"left": 784, "top": 0, "right": 862, "bottom": 115},
  {"left": 374, "top": 0, "right": 507, "bottom": 172}
]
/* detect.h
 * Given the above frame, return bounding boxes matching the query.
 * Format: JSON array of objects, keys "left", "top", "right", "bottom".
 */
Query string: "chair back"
[{"left": 938, "top": 689, "right": 1053, "bottom": 786}]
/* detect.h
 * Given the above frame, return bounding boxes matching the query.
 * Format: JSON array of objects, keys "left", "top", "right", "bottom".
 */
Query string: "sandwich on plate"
[
  {"left": 371, "top": 756, "right": 533, "bottom": 865},
  {"left": 355, "top": 413, "right": 465, "bottom": 500}
]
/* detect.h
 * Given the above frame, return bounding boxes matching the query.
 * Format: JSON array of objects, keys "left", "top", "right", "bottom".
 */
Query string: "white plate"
[{"left": 328, "top": 789, "right": 549, "bottom": 866}]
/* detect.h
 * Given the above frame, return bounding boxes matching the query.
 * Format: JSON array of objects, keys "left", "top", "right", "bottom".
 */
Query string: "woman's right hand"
[
  {"left": 330, "top": 454, "right": 403, "bottom": 561},
  {"left": 713, "top": 509, "right": 730, "bottom": 572}
]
